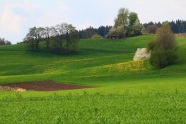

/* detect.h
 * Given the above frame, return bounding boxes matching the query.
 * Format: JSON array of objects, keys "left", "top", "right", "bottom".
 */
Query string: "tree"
[
  {"left": 43, "top": 27, "right": 56, "bottom": 50},
  {"left": 79, "top": 25, "right": 112, "bottom": 39},
  {"left": 66, "top": 30, "right": 79, "bottom": 52},
  {"left": 114, "top": 8, "right": 129, "bottom": 28},
  {"left": 143, "top": 20, "right": 186, "bottom": 34},
  {"left": 107, "top": 25, "right": 125, "bottom": 38},
  {"left": 49, "top": 23, "right": 67, "bottom": 53},
  {"left": 63, "top": 23, "right": 78, "bottom": 52},
  {"left": 108, "top": 8, "right": 141, "bottom": 38},
  {"left": 49, "top": 23, "right": 79, "bottom": 53},
  {"left": 132, "top": 19, "right": 141, "bottom": 35},
  {"left": 0, "top": 38, "right": 11, "bottom": 45},
  {"left": 24, "top": 23, "right": 79, "bottom": 54},
  {"left": 129, "top": 12, "right": 138, "bottom": 26},
  {"left": 24, "top": 27, "right": 45, "bottom": 51},
  {"left": 147, "top": 23, "right": 177, "bottom": 68},
  {"left": 146, "top": 22, "right": 157, "bottom": 34},
  {"left": 128, "top": 13, "right": 141, "bottom": 37},
  {"left": 141, "top": 27, "right": 148, "bottom": 34}
]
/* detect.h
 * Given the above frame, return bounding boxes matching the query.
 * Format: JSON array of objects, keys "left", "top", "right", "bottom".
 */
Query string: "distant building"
[{"left": 109, "top": 35, "right": 120, "bottom": 39}]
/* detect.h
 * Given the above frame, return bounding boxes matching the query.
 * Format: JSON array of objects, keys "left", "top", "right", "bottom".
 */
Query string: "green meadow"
[{"left": 0, "top": 35, "right": 186, "bottom": 123}]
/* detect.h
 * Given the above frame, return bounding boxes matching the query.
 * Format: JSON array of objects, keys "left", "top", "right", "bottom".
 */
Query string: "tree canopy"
[
  {"left": 107, "top": 7, "right": 141, "bottom": 38},
  {"left": 114, "top": 8, "right": 129, "bottom": 28},
  {"left": 24, "top": 23, "right": 79, "bottom": 54}
]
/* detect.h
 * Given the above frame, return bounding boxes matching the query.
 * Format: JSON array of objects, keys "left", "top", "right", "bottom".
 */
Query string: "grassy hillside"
[
  {"left": 0, "top": 35, "right": 185, "bottom": 85},
  {"left": 0, "top": 35, "right": 152, "bottom": 83},
  {"left": 0, "top": 35, "right": 186, "bottom": 123}
]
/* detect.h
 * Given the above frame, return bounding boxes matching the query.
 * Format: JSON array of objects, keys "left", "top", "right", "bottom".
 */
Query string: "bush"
[
  {"left": 91, "top": 34, "right": 103, "bottom": 40},
  {"left": 149, "top": 50, "right": 177, "bottom": 68},
  {"left": 147, "top": 23, "right": 177, "bottom": 69}
]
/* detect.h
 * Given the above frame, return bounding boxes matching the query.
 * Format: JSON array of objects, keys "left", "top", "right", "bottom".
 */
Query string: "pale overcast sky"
[{"left": 0, "top": 0, "right": 186, "bottom": 44}]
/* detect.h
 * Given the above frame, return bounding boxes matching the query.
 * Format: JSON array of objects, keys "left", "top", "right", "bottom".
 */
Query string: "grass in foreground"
[{"left": 1, "top": 91, "right": 185, "bottom": 124}]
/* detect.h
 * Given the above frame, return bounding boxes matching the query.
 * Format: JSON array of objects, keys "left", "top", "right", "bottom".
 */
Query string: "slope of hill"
[
  {"left": 0, "top": 35, "right": 185, "bottom": 85},
  {"left": 0, "top": 35, "right": 186, "bottom": 123}
]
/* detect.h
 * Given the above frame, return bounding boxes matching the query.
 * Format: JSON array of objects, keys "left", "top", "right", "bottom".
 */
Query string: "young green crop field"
[{"left": 0, "top": 35, "right": 186, "bottom": 123}]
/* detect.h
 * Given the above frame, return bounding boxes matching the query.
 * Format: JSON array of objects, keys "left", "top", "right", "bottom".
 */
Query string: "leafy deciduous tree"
[
  {"left": 24, "top": 23, "right": 79, "bottom": 54},
  {"left": 108, "top": 8, "right": 141, "bottom": 38},
  {"left": 114, "top": 8, "right": 129, "bottom": 28},
  {"left": 129, "top": 12, "right": 138, "bottom": 26},
  {"left": 0, "top": 38, "right": 11, "bottom": 45},
  {"left": 24, "top": 27, "right": 45, "bottom": 51}
]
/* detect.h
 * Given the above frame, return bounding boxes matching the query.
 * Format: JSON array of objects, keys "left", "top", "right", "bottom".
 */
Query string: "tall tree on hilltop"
[
  {"left": 114, "top": 8, "right": 129, "bottom": 28},
  {"left": 108, "top": 8, "right": 129, "bottom": 38},
  {"left": 108, "top": 7, "right": 141, "bottom": 38},
  {"left": 24, "top": 23, "right": 79, "bottom": 54}
]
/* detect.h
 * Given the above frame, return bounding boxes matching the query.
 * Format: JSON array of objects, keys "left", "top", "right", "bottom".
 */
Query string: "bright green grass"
[
  {"left": 1, "top": 92, "right": 185, "bottom": 124},
  {"left": 0, "top": 35, "right": 186, "bottom": 123}
]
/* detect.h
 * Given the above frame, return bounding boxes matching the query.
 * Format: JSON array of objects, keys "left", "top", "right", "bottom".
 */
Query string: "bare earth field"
[{"left": 0, "top": 81, "right": 94, "bottom": 91}]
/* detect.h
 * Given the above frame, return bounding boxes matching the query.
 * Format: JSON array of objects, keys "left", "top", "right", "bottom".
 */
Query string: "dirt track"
[{"left": 0, "top": 81, "right": 94, "bottom": 91}]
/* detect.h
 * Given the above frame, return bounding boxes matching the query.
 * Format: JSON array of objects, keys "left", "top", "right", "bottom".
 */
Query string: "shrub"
[
  {"left": 91, "top": 34, "right": 103, "bottom": 40},
  {"left": 147, "top": 23, "right": 177, "bottom": 69},
  {"left": 149, "top": 50, "right": 177, "bottom": 68}
]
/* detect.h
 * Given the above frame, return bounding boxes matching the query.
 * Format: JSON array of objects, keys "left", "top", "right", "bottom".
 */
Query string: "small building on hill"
[{"left": 109, "top": 35, "right": 120, "bottom": 39}]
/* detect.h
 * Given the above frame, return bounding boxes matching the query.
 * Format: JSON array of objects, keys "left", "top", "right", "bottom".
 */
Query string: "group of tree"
[
  {"left": 107, "top": 8, "right": 142, "bottom": 38},
  {"left": 0, "top": 38, "right": 11, "bottom": 45},
  {"left": 78, "top": 8, "right": 186, "bottom": 40},
  {"left": 169, "top": 20, "right": 186, "bottom": 33},
  {"left": 142, "top": 20, "right": 186, "bottom": 34},
  {"left": 147, "top": 22, "right": 177, "bottom": 69},
  {"left": 78, "top": 19, "right": 186, "bottom": 39},
  {"left": 23, "top": 23, "right": 79, "bottom": 54},
  {"left": 78, "top": 26, "right": 112, "bottom": 39}
]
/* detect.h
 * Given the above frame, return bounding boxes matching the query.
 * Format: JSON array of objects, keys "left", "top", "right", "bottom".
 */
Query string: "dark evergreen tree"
[
  {"left": 142, "top": 20, "right": 186, "bottom": 34},
  {"left": 78, "top": 25, "right": 112, "bottom": 39}
]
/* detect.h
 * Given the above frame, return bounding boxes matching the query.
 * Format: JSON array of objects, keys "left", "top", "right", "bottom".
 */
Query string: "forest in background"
[
  {"left": 78, "top": 20, "right": 186, "bottom": 39},
  {"left": 1, "top": 20, "right": 186, "bottom": 45}
]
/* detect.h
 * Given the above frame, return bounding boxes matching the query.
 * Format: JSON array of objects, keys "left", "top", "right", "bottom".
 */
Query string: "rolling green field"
[{"left": 0, "top": 35, "right": 186, "bottom": 123}]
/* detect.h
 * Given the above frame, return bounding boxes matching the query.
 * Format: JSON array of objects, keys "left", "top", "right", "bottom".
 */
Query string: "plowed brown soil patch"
[{"left": 0, "top": 81, "right": 94, "bottom": 91}]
